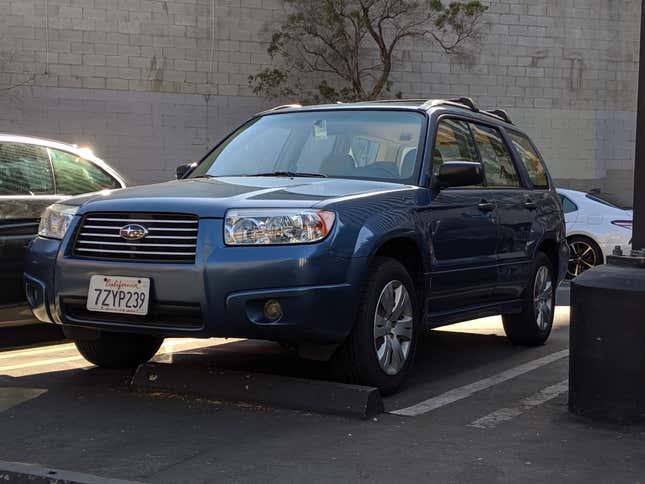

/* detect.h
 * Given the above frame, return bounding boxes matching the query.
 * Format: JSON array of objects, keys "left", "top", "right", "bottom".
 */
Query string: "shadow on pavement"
[{"left": 0, "top": 324, "right": 65, "bottom": 351}]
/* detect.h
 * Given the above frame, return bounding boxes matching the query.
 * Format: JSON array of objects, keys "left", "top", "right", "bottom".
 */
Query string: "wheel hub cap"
[{"left": 373, "top": 280, "right": 414, "bottom": 376}]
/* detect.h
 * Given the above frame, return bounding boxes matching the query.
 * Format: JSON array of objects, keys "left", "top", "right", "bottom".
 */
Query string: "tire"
[
  {"left": 331, "top": 257, "right": 420, "bottom": 395},
  {"left": 503, "top": 252, "right": 555, "bottom": 346},
  {"left": 566, "top": 235, "right": 603, "bottom": 279},
  {"left": 74, "top": 331, "right": 164, "bottom": 369}
]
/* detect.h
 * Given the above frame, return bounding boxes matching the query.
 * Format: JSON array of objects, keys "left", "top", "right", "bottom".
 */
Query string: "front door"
[{"left": 426, "top": 118, "right": 499, "bottom": 314}]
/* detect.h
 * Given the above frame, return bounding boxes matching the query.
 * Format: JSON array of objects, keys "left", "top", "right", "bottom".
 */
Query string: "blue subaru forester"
[{"left": 25, "top": 98, "right": 568, "bottom": 394}]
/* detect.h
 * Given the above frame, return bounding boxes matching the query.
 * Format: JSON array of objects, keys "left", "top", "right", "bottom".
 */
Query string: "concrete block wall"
[{"left": 0, "top": 0, "right": 641, "bottom": 204}]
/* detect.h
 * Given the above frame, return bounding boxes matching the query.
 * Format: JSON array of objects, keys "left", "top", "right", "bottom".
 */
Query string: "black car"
[
  {"left": 25, "top": 99, "right": 568, "bottom": 393},
  {"left": 0, "top": 135, "right": 126, "bottom": 325}
]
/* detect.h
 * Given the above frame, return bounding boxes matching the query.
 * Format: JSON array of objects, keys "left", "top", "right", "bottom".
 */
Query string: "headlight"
[
  {"left": 38, "top": 204, "right": 79, "bottom": 239},
  {"left": 224, "top": 209, "right": 335, "bottom": 245}
]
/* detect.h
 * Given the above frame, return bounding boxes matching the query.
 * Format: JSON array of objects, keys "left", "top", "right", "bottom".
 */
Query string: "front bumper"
[{"left": 24, "top": 218, "right": 364, "bottom": 344}]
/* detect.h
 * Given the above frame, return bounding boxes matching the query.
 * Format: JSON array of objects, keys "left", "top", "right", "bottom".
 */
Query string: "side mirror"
[
  {"left": 176, "top": 162, "right": 197, "bottom": 179},
  {"left": 434, "top": 161, "right": 484, "bottom": 189}
]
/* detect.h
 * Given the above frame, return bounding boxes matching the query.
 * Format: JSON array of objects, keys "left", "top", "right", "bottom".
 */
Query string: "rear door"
[
  {"left": 0, "top": 142, "right": 58, "bottom": 312},
  {"left": 427, "top": 118, "right": 499, "bottom": 314},
  {"left": 468, "top": 122, "right": 533, "bottom": 301}
]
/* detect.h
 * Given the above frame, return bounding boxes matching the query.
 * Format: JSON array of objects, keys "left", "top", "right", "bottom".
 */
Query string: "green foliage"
[{"left": 249, "top": 0, "right": 487, "bottom": 103}]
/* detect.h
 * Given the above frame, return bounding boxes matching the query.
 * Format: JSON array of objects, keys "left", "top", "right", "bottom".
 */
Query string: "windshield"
[{"left": 189, "top": 110, "right": 425, "bottom": 184}]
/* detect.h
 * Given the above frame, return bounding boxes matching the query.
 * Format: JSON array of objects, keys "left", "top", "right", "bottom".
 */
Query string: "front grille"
[
  {"left": 61, "top": 297, "right": 202, "bottom": 329},
  {"left": 73, "top": 212, "right": 198, "bottom": 262}
]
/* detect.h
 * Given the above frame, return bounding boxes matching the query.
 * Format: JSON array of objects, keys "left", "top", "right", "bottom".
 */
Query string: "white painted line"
[
  {"left": 0, "top": 338, "right": 241, "bottom": 377},
  {"left": 0, "top": 355, "right": 86, "bottom": 372},
  {"left": 390, "top": 349, "right": 569, "bottom": 416},
  {"left": 468, "top": 379, "right": 569, "bottom": 429},
  {"left": 0, "top": 343, "right": 76, "bottom": 360}
]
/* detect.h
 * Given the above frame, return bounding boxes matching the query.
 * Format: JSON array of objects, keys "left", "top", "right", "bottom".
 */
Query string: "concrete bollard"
[{"left": 569, "top": 256, "right": 645, "bottom": 422}]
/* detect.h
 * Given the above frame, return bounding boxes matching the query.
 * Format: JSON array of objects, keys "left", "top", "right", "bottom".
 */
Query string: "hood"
[{"left": 68, "top": 176, "right": 415, "bottom": 217}]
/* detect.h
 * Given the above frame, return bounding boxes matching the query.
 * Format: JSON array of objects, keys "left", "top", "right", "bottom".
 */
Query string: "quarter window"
[
  {"left": 470, "top": 123, "right": 521, "bottom": 188},
  {"left": 49, "top": 149, "right": 120, "bottom": 195},
  {"left": 559, "top": 194, "right": 578, "bottom": 214},
  {"left": 509, "top": 132, "right": 549, "bottom": 189},
  {"left": 432, "top": 119, "right": 479, "bottom": 180},
  {"left": 0, "top": 143, "right": 53, "bottom": 195}
]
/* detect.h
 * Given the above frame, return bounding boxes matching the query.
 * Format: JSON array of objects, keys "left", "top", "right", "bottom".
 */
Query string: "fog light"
[{"left": 263, "top": 299, "right": 283, "bottom": 321}]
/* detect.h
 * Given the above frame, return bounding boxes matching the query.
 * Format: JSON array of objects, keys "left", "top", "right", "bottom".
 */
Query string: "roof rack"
[
  {"left": 484, "top": 109, "right": 512, "bottom": 124},
  {"left": 424, "top": 97, "right": 513, "bottom": 125}
]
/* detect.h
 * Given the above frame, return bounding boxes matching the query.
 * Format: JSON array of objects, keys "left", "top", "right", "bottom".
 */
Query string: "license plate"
[{"left": 87, "top": 275, "right": 150, "bottom": 315}]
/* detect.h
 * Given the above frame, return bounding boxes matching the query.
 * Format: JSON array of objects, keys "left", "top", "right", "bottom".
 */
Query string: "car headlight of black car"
[
  {"left": 38, "top": 203, "right": 79, "bottom": 240},
  {"left": 224, "top": 209, "right": 335, "bottom": 245}
]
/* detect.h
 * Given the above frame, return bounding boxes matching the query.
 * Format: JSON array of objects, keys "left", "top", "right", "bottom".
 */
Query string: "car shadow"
[{"left": 2, "top": 324, "right": 568, "bottom": 415}]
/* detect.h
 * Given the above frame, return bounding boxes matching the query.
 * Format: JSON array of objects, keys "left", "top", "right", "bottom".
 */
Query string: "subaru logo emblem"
[{"left": 119, "top": 224, "right": 148, "bottom": 241}]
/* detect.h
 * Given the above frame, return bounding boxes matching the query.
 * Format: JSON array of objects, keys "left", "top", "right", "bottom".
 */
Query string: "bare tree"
[{"left": 250, "top": 0, "right": 487, "bottom": 103}]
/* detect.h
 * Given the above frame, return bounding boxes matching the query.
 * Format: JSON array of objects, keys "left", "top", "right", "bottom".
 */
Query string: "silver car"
[{"left": 0, "top": 134, "right": 126, "bottom": 325}]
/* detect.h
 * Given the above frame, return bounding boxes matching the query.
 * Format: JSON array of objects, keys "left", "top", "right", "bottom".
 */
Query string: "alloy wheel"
[
  {"left": 533, "top": 265, "right": 554, "bottom": 331},
  {"left": 373, "top": 280, "right": 414, "bottom": 376},
  {"left": 567, "top": 240, "right": 599, "bottom": 278}
]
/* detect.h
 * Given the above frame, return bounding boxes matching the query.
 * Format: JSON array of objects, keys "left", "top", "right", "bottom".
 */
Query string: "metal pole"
[{"left": 632, "top": 0, "right": 645, "bottom": 250}]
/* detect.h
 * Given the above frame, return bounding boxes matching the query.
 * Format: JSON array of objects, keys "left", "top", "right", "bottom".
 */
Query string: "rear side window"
[
  {"left": 49, "top": 149, "right": 120, "bottom": 195},
  {"left": 470, "top": 123, "right": 521, "bottom": 188},
  {"left": 559, "top": 194, "right": 578, "bottom": 213},
  {"left": 0, "top": 143, "right": 54, "bottom": 195},
  {"left": 509, "top": 132, "right": 549, "bottom": 189},
  {"left": 432, "top": 119, "right": 478, "bottom": 178}
]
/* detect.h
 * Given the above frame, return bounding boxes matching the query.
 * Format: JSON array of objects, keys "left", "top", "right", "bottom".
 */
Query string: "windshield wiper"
[{"left": 245, "top": 171, "right": 328, "bottom": 178}]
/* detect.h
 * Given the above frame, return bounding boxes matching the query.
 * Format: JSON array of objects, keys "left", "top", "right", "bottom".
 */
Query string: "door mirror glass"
[
  {"left": 176, "top": 162, "right": 197, "bottom": 179},
  {"left": 435, "top": 161, "right": 484, "bottom": 189}
]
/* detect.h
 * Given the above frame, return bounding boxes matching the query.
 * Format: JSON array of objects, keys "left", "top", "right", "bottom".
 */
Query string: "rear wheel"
[
  {"left": 503, "top": 252, "right": 555, "bottom": 346},
  {"left": 566, "top": 235, "right": 603, "bottom": 279},
  {"left": 331, "top": 257, "right": 420, "bottom": 395},
  {"left": 74, "top": 331, "right": 163, "bottom": 369}
]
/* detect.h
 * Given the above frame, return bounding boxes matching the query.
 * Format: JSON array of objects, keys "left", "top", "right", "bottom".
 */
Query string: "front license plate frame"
[{"left": 87, "top": 275, "right": 151, "bottom": 316}]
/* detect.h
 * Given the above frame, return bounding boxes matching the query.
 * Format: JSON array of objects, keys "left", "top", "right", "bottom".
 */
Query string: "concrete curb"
[
  {"left": 131, "top": 362, "right": 384, "bottom": 419},
  {"left": 0, "top": 461, "right": 142, "bottom": 483}
]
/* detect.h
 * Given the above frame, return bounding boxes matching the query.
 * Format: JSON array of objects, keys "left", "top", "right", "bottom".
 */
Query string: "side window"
[
  {"left": 559, "top": 194, "right": 578, "bottom": 214},
  {"left": 0, "top": 143, "right": 53, "bottom": 195},
  {"left": 509, "top": 132, "right": 549, "bottom": 189},
  {"left": 432, "top": 119, "right": 478, "bottom": 179},
  {"left": 49, "top": 149, "right": 120, "bottom": 195},
  {"left": 470, "top": 123, "right": 521, "bottom": 188}
]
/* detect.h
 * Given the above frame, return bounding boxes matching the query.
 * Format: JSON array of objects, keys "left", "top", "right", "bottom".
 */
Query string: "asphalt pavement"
[{"left": 1, "top": 283, "right": 644, "bottom": 483}]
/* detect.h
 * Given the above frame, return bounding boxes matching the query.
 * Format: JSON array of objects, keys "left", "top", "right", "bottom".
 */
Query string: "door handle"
[
  {"left": 524, "top": 200, "right": 538, "bottom": 210},
  {"left": 477, "top": 201, "right": 495, "bottom": 212}
]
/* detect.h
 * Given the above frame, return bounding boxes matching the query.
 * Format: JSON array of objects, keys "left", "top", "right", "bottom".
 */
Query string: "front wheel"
[
  {"left": 331, "top": 257, "right": 420, "bottom": 395},
  {"left": 502, "top": 252, "right": 555, "bottom": 346},
  {"left": 74, "top": 331, "right": 164, "bottom": 369}
]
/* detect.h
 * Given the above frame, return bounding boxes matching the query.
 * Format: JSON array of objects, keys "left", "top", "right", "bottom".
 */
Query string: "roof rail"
[
  {"left": 269, "top": 103, "right": 302, "bottom": 111},
  {"left": 423, "top": 97, "right": 479, "bottom": 112},
  {"left": 484, "top": 109, "right": 512, "bottom": 124},
  {"left": 447, "top": 97, "right": 479, "bottom": 112},
  {"left": 423, "top": 98, "right": 513, "bottom": 125}
]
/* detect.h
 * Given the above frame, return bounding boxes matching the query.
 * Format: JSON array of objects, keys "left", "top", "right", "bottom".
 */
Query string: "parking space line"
[
  {"left": 468, "top": 379, "right": 569, "bottom": 429},
  {"left": 389, "top": 349, "right": 569, "bottom": 417},
  {"left": 0, "top": 355, "right": 85, "bottom": 373},
  {"left": 0, "top": 338, "right": 240, "bottom": 377},
  {"left": 0, "top": 343, "right": 76, "bottom": 360}
]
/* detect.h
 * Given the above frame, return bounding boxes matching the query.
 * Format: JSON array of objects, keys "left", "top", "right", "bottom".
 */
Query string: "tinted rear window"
[{"left": 509, "top": 132, "right": 549, "bottom": 189}]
